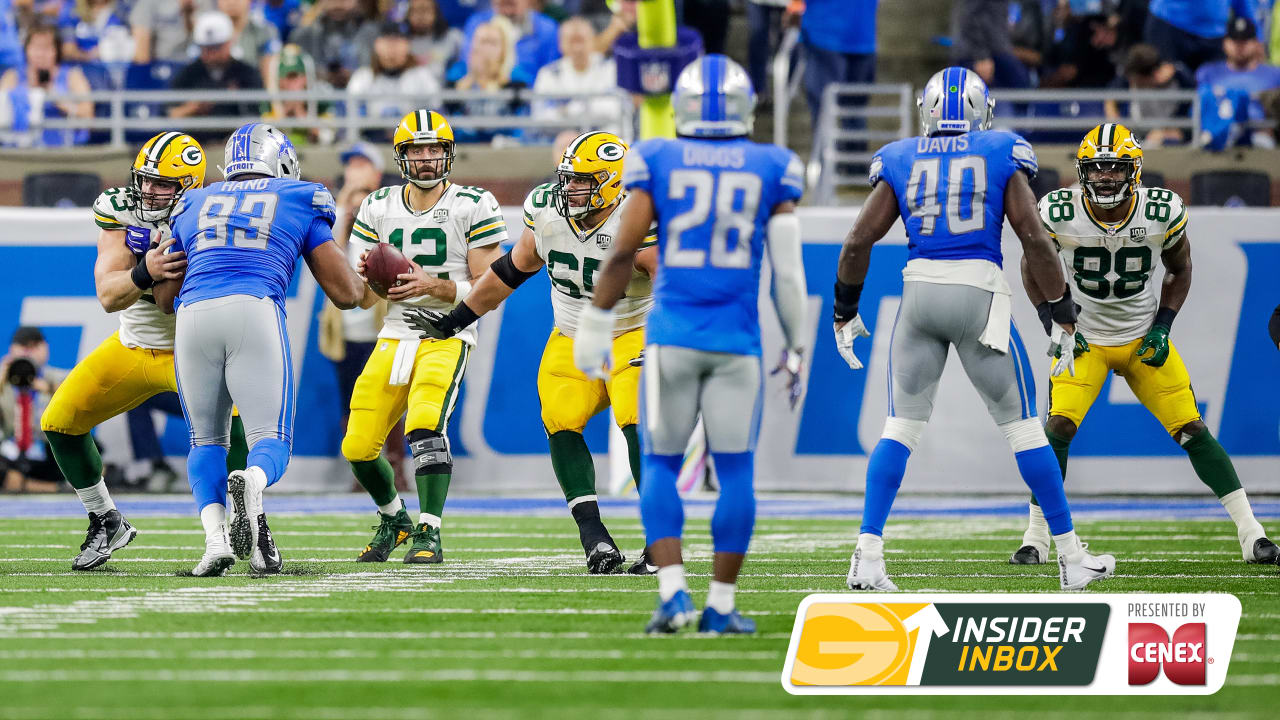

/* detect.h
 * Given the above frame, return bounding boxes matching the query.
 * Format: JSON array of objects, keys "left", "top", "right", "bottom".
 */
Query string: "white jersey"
[
  {"left": 1039, "top": 186, "right": 1189, "bottom": 346},
  {"left": 349, "top": 182, "right": 508, "bottom": 346},
  {"left": 522, "top": 183, "right": 656, "bottom": 338},
  {"left": 91, "top": 187, "right": 177, "bottom": 350}
]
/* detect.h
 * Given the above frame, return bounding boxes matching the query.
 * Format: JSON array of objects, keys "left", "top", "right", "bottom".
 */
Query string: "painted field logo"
[
  {"left": 790, "top": 603, "right": 935, "bottom": 686},
  {"left": 1128, "top": 623, "right": 1206, "bottom": 686}
]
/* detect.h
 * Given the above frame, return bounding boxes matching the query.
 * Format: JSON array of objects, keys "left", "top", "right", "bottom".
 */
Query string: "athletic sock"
[
  {"left": 1044, "top": 427, "right": 1072, "bottom": 480},
  {"left": 857, "top": 532, "right": 884, "bottom": 555},
  {"left": 1220, "top": 488, "right": 1265, "bottom": 542},
  {"left": 226, "top": 415, "right": 249, "bottom": 472},
  {"left": 706, "top": 581, "right": 736, "bottom": 614},
  {"left": 1014, "top": 446, "right": 1073, "bottom": 535},
  {"left": 1023, "top": 503, "right": 1050, "bottom": 548},
  {"left": 377, "top": 498, "right": 403, "bottom": 517},
  {"left": 570, "top": 499, "right": 610, "bottom": 545},
  {"left": 44, "top": 431, "right": 102, "bottom": 490},
  {"left": 621, "top": 424, "right": 642, "bottom": 491},
  {"left": 417, "top": 472, "right": 450, "bottom": 523},
  {"left": 860, "top": 438, "right": 910, "bottom": 536},
  {"left": 1181, "top": 430, "right": 1243, "bottom": 499},
  {"left": 547, "top": 431, "right": 596, "bottom": 503},
  {"left": 200, "top": 503, "right": 227, "bottom": 541},
  {"left": 1053, "top": 530, "right": 1083, "bottom": 562},
  {"left": 245, "top": 439, "right": 289, "bottom": 487},
  {"left": 656, "top": 564, "right": 687, "bottom": 602},
  {"left": 418, "top": 513, "right": 442, "bottom": 528},
  {"left": 351, "top": 457, "right": 398, "bottom": 507},
  {"left": 74, "top": 479, "right": 115, "bottom": 515}
]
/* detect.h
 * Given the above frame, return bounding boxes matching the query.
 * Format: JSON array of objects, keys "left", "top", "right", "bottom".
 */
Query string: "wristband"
[
  {"left": 452, "top": 280, "right": 472, "bottom": 305},
  {"left": 833, "top": 281, "right": 864, "bottom": 323},
  {"left": 1153, "top": 306, "right": 1177, "bottom": 331},
  {"left": 1047, "top": 286, "right": 1078, "bottom": 326},
  {"left": 447, "top": 302, "right": 481, "bottom": 332},
  {"left": 131, "top": 260, "right": 155, "bottom": 290}
]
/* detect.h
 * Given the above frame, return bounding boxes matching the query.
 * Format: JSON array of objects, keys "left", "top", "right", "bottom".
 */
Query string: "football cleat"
[
  {"left": 249, "top": 514, "right": 283, "bottom": 574},
  {"left": 627, "top": 548, "right": 658, "bottom": 575},
  {"left": 645, "top": 589, "right": 697, "bottom": 634},
  {"left": 403, "top": 523, "right": 443, "bottom": 564},
  {"left": 1058, "top": 546, "right": 1116, "bottom": 591},
  {"left": 357, "top": 504, "right": 414, "bottom": 562},
  {"left": 72, "top": 509, "right": 138, "bottom": 571},
  {"left": 192, "top": 529, "right": 236, "bottom": 577},
  {"left": 1246, "top": 536, "right": 1280, "bottom": 565},
  {"left": 846, "top": 547, "right": 899, "bottom": 592},
  {"left": 585, "top": 540, "right": 626, "bottom": 575},
  {"left": 698, "top": 607, "right": 756, "bottom": 635},
  {"left": 227, "top": 469, "right": 266, "bottom": 560},
  {"left": 1009, "top": 543, "right": 1048, "bottom": 565}
]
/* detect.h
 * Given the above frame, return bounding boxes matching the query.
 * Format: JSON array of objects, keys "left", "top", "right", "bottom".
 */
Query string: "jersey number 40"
[{"left": 906, "top": 156, "right": 987, "bottom": 236}]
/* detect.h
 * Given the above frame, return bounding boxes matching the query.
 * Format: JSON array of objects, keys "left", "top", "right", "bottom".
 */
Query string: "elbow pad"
[{"left": 491, "top": 250, "right": 539, "bottom": 290}]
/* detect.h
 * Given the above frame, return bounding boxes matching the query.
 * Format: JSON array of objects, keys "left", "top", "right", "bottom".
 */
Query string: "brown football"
[{"left": 364, "top": 243, "right": 412, "bottom": 298}]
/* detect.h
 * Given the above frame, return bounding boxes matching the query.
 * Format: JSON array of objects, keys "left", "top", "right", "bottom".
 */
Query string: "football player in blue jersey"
[
  {"left": 161, "top": 123, "right": 365, "bottom": 576},
  {"left": 833, "top": 68, "right": 1117, "bottom": 591},
  {"left": 574, "top": 55, "right": 809, "bottom": 634}
]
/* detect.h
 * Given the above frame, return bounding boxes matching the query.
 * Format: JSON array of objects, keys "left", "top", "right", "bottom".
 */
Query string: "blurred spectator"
[
  {"left": 1145, "top": 0, "right": 1257, "bottom": 71},
  {"left": 952, "top": 0, "right": 1030, "bottom": 88},
  {"left": 263, "top": 43, "right": 336, "bottom": 146},
  {"left": 1009, "top": 0, "right": 1051, "bottom": 85},
  {"left": 1043, "top": 6, "right": 1122, "bottom": 87},
  {"left": 132, "top": 0, "right": 211, "bottom": 66},
  {"left": 1106, "top": 43, "right": 1194, "bottom": 147},
  {"left": 348, "top": 22, "right": 442, "bottom": 138},
  {"left": 683, "top": 0, "right": 730, "bottom": 55},
  {"left": 790, "top": 0, "right": 878, "bottom": 150},
  {"left": 449, "top": 16, "right": 530, "bottom": 144},
  {"left": 0, "top": 2, "right": 25, "bottom": 71},
  {"left": 220, "top": 0, "right": 281, "bottom": 90},
  {"left": 291, "top": 0, "right": 379, "bottom": 89},
  {"left": 0, "top": 327, "right": 67, "bottom": 493},
  {"left": 433, "top": 0, "right": 491, "bottom": 29},
  {"left": 0, "top": 23, "right": 92, "bottom": 148},
  {"left": 59, "top": 0, "right": 134, "bottom": 63},
  {"left": 455, "top": 0, "right": 559, "bottom": 83},
  {"left": 1196, "top": 15, "right": 1280, "bottom": 146},
  {"left": 256, "top": 0, "right": 304, "bottom": 43},
  {"left": 1272, "top": 1, "right": 1280, "bottom": 60},
  {"left": 592, "top": 0, "right": 636, "bottom": 55},
  {"left": 747, "top": 0, "right": 787, "bottom": 98},
  {"left": 532, "top": 16, "right": 621, "bottom": 133},
  {"left": 168, "top": 11, "right": 264, "bottom": 144},
  {"left": 403, "top": 0, "right": 464, "bottom": 81}
]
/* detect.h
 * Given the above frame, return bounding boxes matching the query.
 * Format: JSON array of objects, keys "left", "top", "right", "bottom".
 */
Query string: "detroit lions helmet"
[
  {"left": 673, "top": 54, "right": 756, "bottom": 139},
  {"left": 222, "top": 122, "right": 301, "bottom": 180},
  {"left": 918, "top": 67, "right": 995, "bottom": 136}
]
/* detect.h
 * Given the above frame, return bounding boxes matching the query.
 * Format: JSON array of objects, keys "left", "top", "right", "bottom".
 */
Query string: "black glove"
[
  {"left": 405, "top": 304, "right": 479, "bottom": 340},
  {"left": 1036, "top": 287, "right": 1080, "bottom": 335}
]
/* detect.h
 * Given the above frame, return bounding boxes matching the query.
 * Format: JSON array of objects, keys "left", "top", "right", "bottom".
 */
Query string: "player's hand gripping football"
[
  {"left": 388, "top": 262, "right": 445, "bottom": 302},
  {"left": 770, "top": 348, "right": 805, "bottom": 410},
  {"left": 404, "top": 307, "right": 460, "bottom": 340},
  {"left": 144, "top": 236, "right": 186, "bottom": 281},
  {"left": 834, "top": 315, "right": 871, "bottom": 370}
]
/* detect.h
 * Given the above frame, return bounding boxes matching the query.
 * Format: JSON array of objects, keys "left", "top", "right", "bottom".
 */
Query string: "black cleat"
[
  {"left": 72, "top": 510, "right": 137, "bottom": 571},
  {"left": 1009, "top": 544, "right": 1046, "bottom": 565},
  {"left": 585, "top": 540, "right": 625, "bottom": 574},
  {"left": 357, "top": 504, "right": 414, "bottom": 562},
  {"left": 1248, "top": 537, "right": 1280, "bottom": 565},
  {"left": 627, "top": 548, "right": 657, "bottom": 575},
  {"left": 250, "top": 514, "right": 283, "bottom": 574}
]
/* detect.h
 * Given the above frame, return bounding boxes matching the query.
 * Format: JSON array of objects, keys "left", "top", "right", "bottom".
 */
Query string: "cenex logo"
[{"left": 1128, "top": 622, "right": 1206, "bottom": 686}]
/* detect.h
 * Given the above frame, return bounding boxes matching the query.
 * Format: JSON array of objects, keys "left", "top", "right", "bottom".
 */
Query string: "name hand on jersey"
[{"left": 834, "top": 316, "right": 871, "bottom": 371}]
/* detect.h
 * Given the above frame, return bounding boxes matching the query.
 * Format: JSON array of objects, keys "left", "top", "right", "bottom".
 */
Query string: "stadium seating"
[
  {"left": 1190, "top": 170, "right": 1273, "bottom": 207},
  {"left": 22, "top": 171, "right": 102, "bottom": 207}
]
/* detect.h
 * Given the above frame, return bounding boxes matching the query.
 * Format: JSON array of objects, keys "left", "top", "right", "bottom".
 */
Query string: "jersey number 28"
[{"left": 664, "top": 169, "right": 761, "bottom": 269}]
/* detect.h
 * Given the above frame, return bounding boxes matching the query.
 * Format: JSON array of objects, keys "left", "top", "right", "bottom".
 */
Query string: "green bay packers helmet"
[
  {"left": 393, "top": 109, "right": 455, "bottom": 189},
  {"left": 130, "top": 131, "right": 206, "bottom": 223},
  {"left": 554, "top": 131, "right": 628, "bottom": 218},
  {"left": 1076, "top": 123, "right": 1143, "bottom": 210}
]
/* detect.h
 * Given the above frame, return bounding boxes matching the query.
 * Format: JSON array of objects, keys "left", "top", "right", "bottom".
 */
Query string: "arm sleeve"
[
  {"left": 467, "top": 191, "right": 508, "bottom": 247},
  {"left": 766, "top": 212, "right": 808, "bottom": 352},
  {"left": 621, "top": 143, "right": 654, "bottom": 194}
]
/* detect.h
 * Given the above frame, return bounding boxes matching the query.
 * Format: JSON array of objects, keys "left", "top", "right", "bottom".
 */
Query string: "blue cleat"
[
  {"left": 698, "top": 607, "right": 756, "bottom": 635},
  {"left": 645, "top": 590, "right": 696, "bottom": 634}
]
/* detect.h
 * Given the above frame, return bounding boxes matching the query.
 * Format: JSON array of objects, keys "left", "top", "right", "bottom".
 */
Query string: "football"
[{"left": 363, "top": 242, "right": 412, "bottom": 298}]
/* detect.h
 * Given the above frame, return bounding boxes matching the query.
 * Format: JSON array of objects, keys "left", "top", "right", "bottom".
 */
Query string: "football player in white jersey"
[
  {"left": 343, "top": 109, "right": 507, "bottom": 564},
  {"left": 40, "top": 132, "right": 250, "bottom": 572},
  {"left": 405, "top": 130, "right": 659, "bottom": 574},
  {"left": 1013, "top": 123, "right": 1278, "bottom": 566}
]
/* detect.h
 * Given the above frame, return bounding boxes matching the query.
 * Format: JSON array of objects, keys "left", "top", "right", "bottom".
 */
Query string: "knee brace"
[
  {"left": 881, "top": 417, "right": 926, "bottom": 453},
  {"left": 409, "top": 429, "right": 451, "bottom": 474},
  {"left": 1000, "top": 418, "right": 1049, "bottom": 453}
]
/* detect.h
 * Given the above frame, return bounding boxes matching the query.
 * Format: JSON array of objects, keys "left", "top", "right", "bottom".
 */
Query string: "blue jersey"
[
  {"left": 623, "top": 137, "right": 804, "bottom": 356},
  {"left": 870, "top": 130, "right": 1038, "bottom": 268},
  {"left": 170, "top": 177, "right": 337, "bottom": 308}
]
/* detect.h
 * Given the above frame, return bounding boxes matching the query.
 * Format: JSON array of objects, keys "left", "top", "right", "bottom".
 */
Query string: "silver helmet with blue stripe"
[
  {"left": 673, "top": 54, "right": 756, "bottom": 139},
  {"left": 222, "top": 122, "right": 301, "bottom": 180},
  {"left": 918, "top": 67, "right": 994, "bottom": 136}
]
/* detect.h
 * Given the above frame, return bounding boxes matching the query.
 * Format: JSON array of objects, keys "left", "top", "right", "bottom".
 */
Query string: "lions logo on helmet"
[
  {"left": 554, "top": 131, "right": 628, "bottom": 219},
  {"left": 393, "top": 109, "right": 455, "bottom": 189},
  {"left": 1076, "top": 123, "right": 1143, "bottom": 210},
  {"left": 672, "top": 54, "right": 756, "bottom": 139},
  {"left": 130, "top": 131, "right": 206, "bottom": 223}
]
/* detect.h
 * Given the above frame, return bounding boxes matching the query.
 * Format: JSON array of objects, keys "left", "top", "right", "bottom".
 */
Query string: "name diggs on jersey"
[{"left": 681, "top": 145, "right": 746, "bottom": 169}]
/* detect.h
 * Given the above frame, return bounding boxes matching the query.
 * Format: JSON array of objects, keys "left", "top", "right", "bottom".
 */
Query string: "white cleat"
[
  {"left": 193, "top": 530, "right": 236, "bottom": 577},
  {"left": 228, "top": 468, "right": 267, "bottom": 560},
  {"left": 846, "top": 547, "right": 899, "bottom": 592},
  {"left": 1058, "top": 546, "right": 1116, "bottom": 591}
]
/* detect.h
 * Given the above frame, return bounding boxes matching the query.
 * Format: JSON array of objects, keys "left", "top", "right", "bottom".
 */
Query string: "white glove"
[
  {"left": 834, "top": 315, "right": 871, "bottom": 370},
  {"left": 573, "top": 305, "right": 615, "bottom": 380},
  {"left": 1049, "top": 324, "right": 1075, "bottom": 377}
]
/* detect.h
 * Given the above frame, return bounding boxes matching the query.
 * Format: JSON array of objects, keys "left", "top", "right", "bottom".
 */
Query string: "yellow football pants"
[
  {"left": 41, "top": 332, "right": 176, "bottom": 435},
  {"left": 538, "top": 327, "right": 643, "bottom": 434},
  {"left": 1048, "top": 336, "right": 1201, "bottom": 436},
  {"left": 341, "top": 337, "right": 469, "bottom": 462}
]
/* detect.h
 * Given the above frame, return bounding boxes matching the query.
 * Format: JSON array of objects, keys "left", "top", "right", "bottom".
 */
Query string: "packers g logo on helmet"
[
  {"left": 393, "top": 109, "right": 455, "bottom": 189},
  {"left": 130, "top": 131, "right": 206, "bottom": 223},
  {"left": 555, "top": 131, "right": 628, "bottom": 219},
  {"left": 1076, "top": 123, "right": 1143, "bottom": 210}
]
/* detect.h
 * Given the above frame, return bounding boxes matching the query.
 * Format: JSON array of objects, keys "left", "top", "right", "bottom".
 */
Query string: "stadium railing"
[
  {"left": 810, "top": 82, "right": 916, "bottom": 205},
  {"left": 771, "top": 27, "right": 804, "bottom": 149}
]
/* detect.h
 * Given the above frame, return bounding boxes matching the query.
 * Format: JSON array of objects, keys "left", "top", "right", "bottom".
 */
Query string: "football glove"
[
  {"left": 628, "top": 350, "right": 644, "bottom": 367},
  {"left": 769, "top": 348, "right": 805, "bottom": 410},
  {"left": 1136, "top": 324, "right": 1171, "bottom": 367},
  {"left": 573, "top": 305, "right": 614, "bottom": 380},
  {"left": 1048, "top": 325, "right": 1079, "bottom": 377},
  {"left": 834, "top": 315, "right": 871, "bottom": 370},
  {"left": 404, "top": 307, "right": 459, "bottom": 340}
]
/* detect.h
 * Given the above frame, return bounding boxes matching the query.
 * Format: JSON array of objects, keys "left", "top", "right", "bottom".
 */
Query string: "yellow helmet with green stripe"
[
  {"left": 130, "top": 131, "right": 205, "bottom": 223},
  {"left": 392, "top": 109, "right": 455, "bottom": 189},
  {"left": 554, "top": 130, "right": 627, "bottom": 218},
  {"left": 1076, "top": 123, "right": 1143, "bottom": 210}
]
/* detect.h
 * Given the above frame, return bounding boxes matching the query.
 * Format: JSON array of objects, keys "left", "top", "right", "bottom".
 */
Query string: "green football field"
[{"left": 1, "top": 498, "right": 1278, "bottom": 719}]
